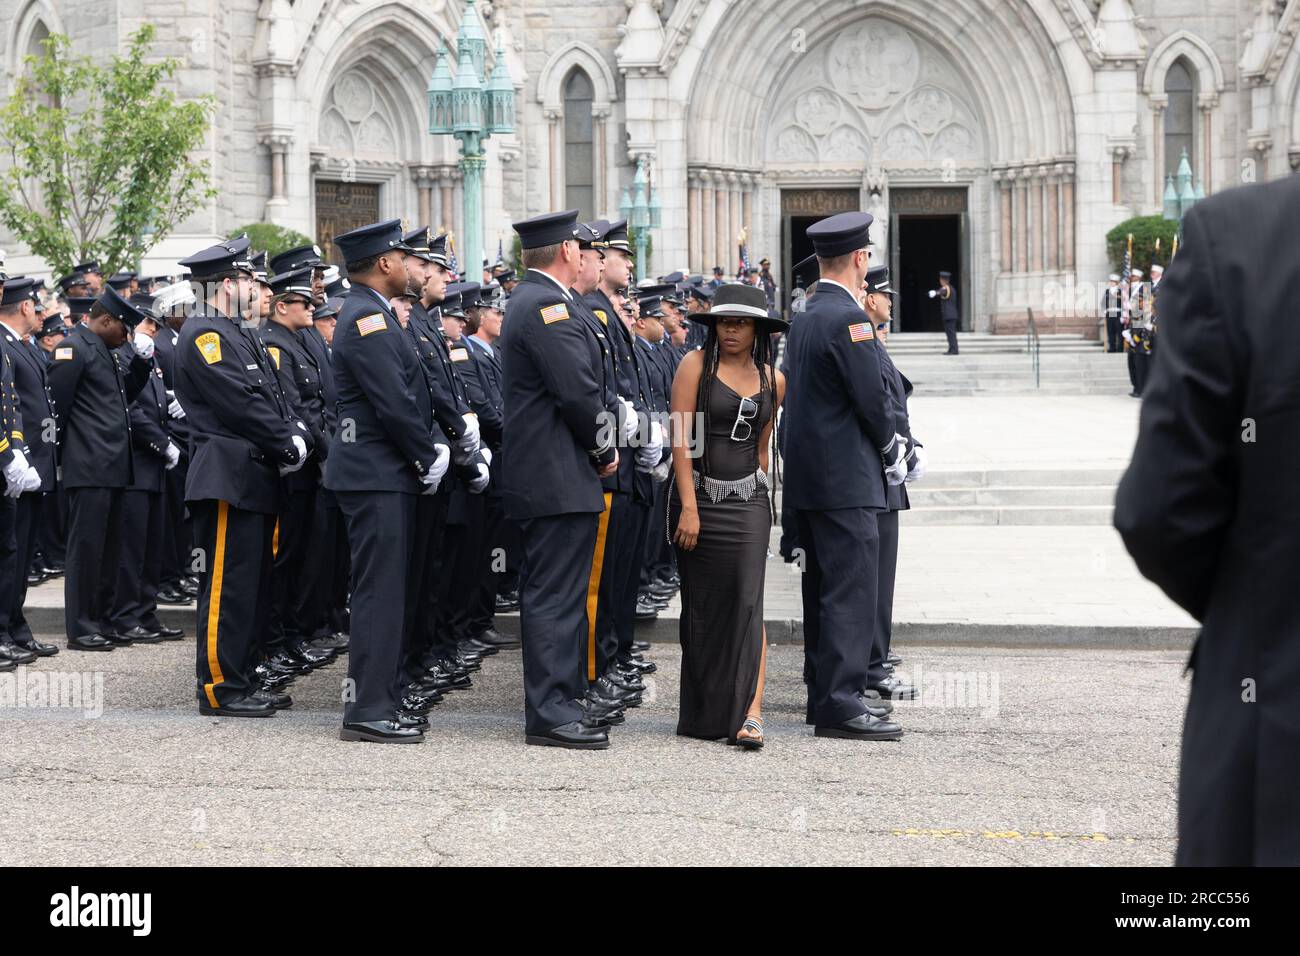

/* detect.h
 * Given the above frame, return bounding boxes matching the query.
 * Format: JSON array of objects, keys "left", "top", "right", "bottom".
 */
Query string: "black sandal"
[{"left": 736, "top": 716, "right": 764, "bottom": 750}]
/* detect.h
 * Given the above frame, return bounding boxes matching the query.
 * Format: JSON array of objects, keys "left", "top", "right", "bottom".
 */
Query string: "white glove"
[
  {"left": 133, "top": 331, "right": 155, "bottom": 360},
  {"left": 927, "top": 289, "right": 937, "bottom": 299},
  {"left": 19, "top": 466, "right": 40, "bottom": 493},
  {"left": 167, "top": 391, "right": 185, "bottom": 420},
  {"left": 164, "top": 442, "right": 181, "bottom": 470},
  {"left": 278, "top": 435, "right": 308, "bottom": 476},
  {"left": 905, "top": 445, "right": 927, "bottom": 483},
  {"left": 883, "top": 435, "right": 908, "bottom": 486},
  {"left": 619, "top": 399, "right": 638, "bottom": 443},
  {"left": 3, "top": 448, "right": 30, "bottom": 486},
  {"left": 420, "top": 443, "right": 451, "bottom": 494},
  {"left": 1121, "top": 330, "right": 1133, "bottom": 346},
  {"left": 3, "top": 476, "right": 20, "bottom": 499},
  {"left": 453, "top": 414, "right": 481, "bottom": 463},
  {"left": 650, "top": 459, "right": 671, "bottom": 483},
  {"left": 635, "top": 420, "right": 664, "bottom": 472},
  {"left": 469, "top": 462, "right": 490, "bottom": 494}
]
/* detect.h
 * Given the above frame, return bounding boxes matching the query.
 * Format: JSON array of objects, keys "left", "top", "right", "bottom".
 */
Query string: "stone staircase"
[
  {"left": 887, "top": 333, "right": 1131, "bottom": 396},
  {"left": 901, "top": 466, "right": 1122, "bottom": 526}
]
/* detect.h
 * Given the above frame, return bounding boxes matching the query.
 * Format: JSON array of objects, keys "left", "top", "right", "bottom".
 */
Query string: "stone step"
[
  {"left": 899, "top": 504, "right": 1116, "bottom": 526},
  {"left": 919, "top": 467, "right": 1122, "bottom": 489},
  {"left": 907, "top": 484, "right": 1118, "bottom": 507}
]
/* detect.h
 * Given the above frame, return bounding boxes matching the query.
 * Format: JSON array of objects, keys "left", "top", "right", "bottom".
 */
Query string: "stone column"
[
  {"left": 714, "top": 173, "right": 728, "bottom": 272},
  {"left": 700, "top": 170, "right": 716, "bottom": 273},
  {"left": 259, "top": 132, "right": 292, "bottom": 222},
  {"left": 687, "top": 169, "right": 702, "bottom": 272},
  {"left": 410, "top": 165, "right": 436, "bottom": 230},
  {"left": 1149, "top": 96, "right": 1167, "bottom": 207},
  {"left": 724, "top": 171, "right": 739, "bottom": 271},
  {"left": 544, "top": 108, "right": 563, "bottom": 210},
  {"left": 1015, "top": 171, "right": 1028, "bottom": 274},
  {"left": 1046, "top": 169, "right": 1060, "bottom": 272},
  {"left": 993, "top": 169, "right": 1011, "bottom": 274},
  {"left": 1199, "top": 95, "right": 1216, "bottom": 194},
  {"left": 437, "top": 166, "right": 457, "bottom": 234},
  {"left": 1062, "top": 164, "right": 1076, "bottom": 272},
  {"left": 593, "top": 106, "right": 610, "bottom": 215}
]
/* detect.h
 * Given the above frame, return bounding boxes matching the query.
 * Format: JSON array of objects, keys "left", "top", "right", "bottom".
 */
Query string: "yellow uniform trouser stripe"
[
  {"left": 203, "top": 501, "right": 230, "bottom": 708},
  {"left": 272, "top": 518, "right": 280, "bottom": 559},
  {"left": 586, "top": 493, "right": 613, "bottom": 681}
]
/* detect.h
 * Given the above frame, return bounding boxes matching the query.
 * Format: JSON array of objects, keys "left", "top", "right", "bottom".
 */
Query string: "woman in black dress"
[{"left": 669, "top": 285, "right": 786, "bottom": 748}]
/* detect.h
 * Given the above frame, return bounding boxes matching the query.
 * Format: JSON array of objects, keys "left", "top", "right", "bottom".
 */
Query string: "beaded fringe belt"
[{"left": 693, "top": 468, "right": 770, "bottom": 503}]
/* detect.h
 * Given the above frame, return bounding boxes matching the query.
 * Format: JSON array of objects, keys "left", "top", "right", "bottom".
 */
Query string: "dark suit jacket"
[
  {"left": 782, "top": 282, "right": 897, "bottom": 511},
  {"left": 1115, "top": 176, "right": 1300, "bottom": 866},
  {"left": 46, "top": 324, "right": 151, "bottom": 489},
  {"left": 500, "top": 270, "right": 615, "bottom": 520},
  {"left": 2, "top": 324, "right": 56, "bottom": 490}
]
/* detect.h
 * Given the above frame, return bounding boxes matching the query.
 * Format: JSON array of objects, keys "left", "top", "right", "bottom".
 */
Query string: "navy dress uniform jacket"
[
  {"left": 2, "top": 324, "right": 55, "bottom": 490},
  {"left": 324, "top": 285, "right": 443, "bottom": 495},
  {"left": 1115, "top": 176, "right": 1300, "bottom": 865},
  {"left": 879, "top": 347, "right": 914, "bottom": 513},
  {"left": 500, "top": 270, "right": 615, "bottom": 520},
  {"left": 46, "top": 323, "right": 152, "bottom": 489},
  {"left": 262, "top": 319, "right": 328, "bottom": 492},
  {"left": 122, "top": 350, "right": 170, "bottom": 494},
  {"left": 782, "top": 282, "right": 897, "bottom": 511},
  {"left": 175, "top": 311, "right": 305, "bottom": 514}
]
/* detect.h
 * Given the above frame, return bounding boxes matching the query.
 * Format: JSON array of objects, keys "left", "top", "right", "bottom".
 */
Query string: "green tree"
[
  {"left": 236, "top": 223, "right": 314, "bottom": 260},
  {"left": 0, "top": 25, "right": 217, "bottom": 278},
  {"left": 1105, "top": 216, "right": 1181, "bottom": 276}
]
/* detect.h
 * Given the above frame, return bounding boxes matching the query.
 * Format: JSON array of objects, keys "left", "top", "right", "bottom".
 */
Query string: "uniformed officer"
[
  {"left": 933, "top": 270, "right": 959, "bottom": 354},
  {"left": 502, "top": 209, "right": 619, "bottom": 749},
  {"left": 105, "top": 295, "right": 185, "bottom": 644},
  {"left": 0, "top": 277, "right": 46, "bottom": 666},
  {"left": 260, "top": 267, "right": 336, "bottom": 671},
  {"left": 1101, "top": 274, "right": 1124, "bottom": 353},
  {"left": 782, "top": 211, "right": 905, "bottom": 740},
  {"left": 175, "top": 235, "right": 310, "bottom": 714},
  {"left": 46, "top": 284, "right": 154, "bottom": 652},
  {"left": 324, "top": 219, "right": 450, "bottom": 743},
  {"left": 34, "top": 307, "right": 78, "bottom": 578},
  {"left": 863, "top": 265, "right": 923, "bottom": 698},
  {"left": 1123, "top": 268, "right": 1151, "bottom": 397},
  {"left": 586, "top": 221, "right": 661, "bottom": 684}
]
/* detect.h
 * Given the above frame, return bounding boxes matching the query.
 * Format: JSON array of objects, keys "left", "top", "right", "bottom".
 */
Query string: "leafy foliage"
[
  {"left": 236, "top": 223, "right": 314, "bottom": 260},
  {"left": 1105, "top": 216, "right": 1181, "bottom": 275},
  {"left": 0, "top": 25, "right": 217, "bottom": 277}
]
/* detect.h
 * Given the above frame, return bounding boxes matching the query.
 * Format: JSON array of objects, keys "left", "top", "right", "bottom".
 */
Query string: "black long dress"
[{"left": 671, "top": 380, "right": 773, "bottom": 743}]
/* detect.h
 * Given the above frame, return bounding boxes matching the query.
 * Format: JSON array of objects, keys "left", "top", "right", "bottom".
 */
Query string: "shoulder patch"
[
  {"left": 449, "top": 347, "right": 470, "bottom": 363},
  {"left": 593, "top": 309, "right": 608, "bottom": 325},
  {"left": 540, "top": 303, "right": 569, "bottom": 324},
  {"left": 267, "top": 346, "right": 281, "bottom": 369},
  {"left": 357, "top": 314, "right": 388, "bottom": 336},
  {"left": 54, "top": 347, "right": 74, "bottom": 361},
  {"left": 195, "top": 332, "right": 222, "bottom": 364},
  {"left": 847, "top": 322, "right": 874, "bottom": 343}
]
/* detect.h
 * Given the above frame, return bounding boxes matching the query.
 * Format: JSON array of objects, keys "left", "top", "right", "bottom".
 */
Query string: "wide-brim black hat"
[{"left": 701, "top": 283, "right": 788, "bottom": 331}]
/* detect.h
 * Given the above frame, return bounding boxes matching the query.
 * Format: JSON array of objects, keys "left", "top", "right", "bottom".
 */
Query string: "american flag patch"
[
  {"left": 357, "top": 314, "right": 387, "bottom": 336},
  {"left": 540, "top": 303, "right": 569, "bottom": 324},
  {"left": 449, "top": 347, "right": 469, "bottom": 362},
  {"left": 848, "top": 322, "right": 874, "bottom": 342}
]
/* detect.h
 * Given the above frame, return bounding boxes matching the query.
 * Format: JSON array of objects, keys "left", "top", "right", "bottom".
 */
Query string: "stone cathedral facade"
[{"left": 3, "top": 0, "right": 1300, "bottom": 331}]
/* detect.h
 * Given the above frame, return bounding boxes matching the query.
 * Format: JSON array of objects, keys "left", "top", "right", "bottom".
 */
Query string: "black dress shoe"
[
  {"left": 0, "top": 657, "right": 13, "bottom": 672},
  {"left": 400, "top": 692, "right": 442, "bottom": 714},
  {"left": 152, "top": 625, "right": 185, "bottom": 641},
  {"left": 156, "top": 586, "right": 193, "bottom": 606},
  {"left": 340, "top": 720, "right": 424, "bottom": 743},
  {"left": 113, "top": 626, "right": 163, "bottom": 645},
  {"left": 266, "top": 651, "right": 313, "bottom": 675},
  {"left": 68, "top": 634, "right": 116, "bottom": 652},
  {"left": 579, "top": 697, "right": 624, "bottom": 725},
  {"left": 395, "top": 712, "right": 429, "bottom": 730},
  {"left": 26, "top": 571, "right": 45, "bottom": 586},
  {"left": 887, "top": 651, "right": 902, "bottom": 666},
  {"left": 419, "top": 668, "right": 472, "bottom": 692},
  {"left": 311, "top": 631, "right": 350, "bottom": 652},
  {"left": 459, "top": 637, "right": 498, "bottom": 657},
  {"left": 255, "top": 660, "right": 299, "bottom": 684},
  {"left": 0, "top": 642, "right": 37, "bottom": 665},
  {"left": 179, "top": 577, "right": 200, "bottom": 595},
  {"left": 199, "top": 695, "right": 277, "bottom": 717},
  {"left": 857, "top": 693, "right": 894, "bottom": 717},
  {"left": 494, "top": 592, "right": 520, "bottom": 612},
  {"left": 634, "top": 598, "right": 659, "bottom": 621},
  {"left": 814, "top": 713, "right": 903, "bottom": 740},
  {"left": 526, "top": 720, "right": 609, "bottom": 749},
  {"left": 252, "top": 688, "right": 293, "bottom": 709},
  {"left": 473, "top": 627, "right": 520, "bottom": 648},
  {"left": 632, "top": 640, "right": 650, "bottom": 653},
  {"left": 13, "top": 638, "right": 58, "bottom": 658},
  {"left": 864, "top": 676, "right": 917, "bottom": 700},
  {"left": 604, "top": 669, "right": 645, "bottom": 694}
]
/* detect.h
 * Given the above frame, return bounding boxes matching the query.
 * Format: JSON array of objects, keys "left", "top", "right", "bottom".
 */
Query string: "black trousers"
[
  {"left": 193, "top": 499, "right": 275, "bottom": 707},
  {"left": 267, "top": 487, "right": 316, "bottom": 650},
  {"left": 466, "top": 496, "right": 505, "bottom": 637},
  {"left": 943, "top": 318, "right": 959, "bottom": 354},
  {"left": 641, "top": 480, "right": 671, "bottom": 587},
  {"left": 1130, "top": 330, "right": 1151, "bottom": 395},
  {"left": 614, "top": 499, "right": 652, "bottom": 663},
  {"left": 36, "top": 487, "right": 66, "bottom": 566},
  {"left": 518, "top": 511, "right": 599, "bottom": 734},
  {"left": 1105, "top": 314, "right": 1123, "bottom": 352},
  {"left": 9, "top": 492, "right": 44, "bottom": 644},
  {"left": 64, "top": 487, "right": 125, "bottom": 641},
  {"left": 797, "top": 507, "right": 879, "bottom": 726},
  {"left": 872, "top": 509, "right": 900, "bottom": 683},
  {"left": 299, "top": 489, "right": 348, "bottom": 640},
  {"left": 439, "top": 490, "right": 487, "bottom": 648},
  {"left": 0, "top": 496, "right": 17, "bottom": 643},
  {"left": 160, "top": 462, "right": 190, "bottom": 588},
  {"left": 337, "top": 490, "right": 419, "bottom": 724},
  {"left": 588, "top": 491, "right": 625, "bottom": 681},
  {"left": 405, "top": 487, "right": 450, "bottom": 681},
  {"left": 108, "top": 489, "right": 165, "bottom": 633}
]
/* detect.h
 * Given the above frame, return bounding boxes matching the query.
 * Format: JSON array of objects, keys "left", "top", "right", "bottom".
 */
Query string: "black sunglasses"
[{"left": 731, "top": 395, "right": 758, "bottom": 442}]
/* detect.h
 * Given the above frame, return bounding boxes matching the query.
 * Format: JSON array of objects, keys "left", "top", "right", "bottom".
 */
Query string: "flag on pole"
[
  {"left": 737, "top": 227, "right": 751, "bottom": 279},
  {"left": 447, "top": 232, "right": 459, "bottom": 277},
  {"left": 497, "top": 233, "right": 504, "bottom": 266},
  {"left": 1170, "top": 233, "right": 1179, "bottom": 261},
  {"left": 1121, "top": 233, "right": 1133, "bottom": 313}
]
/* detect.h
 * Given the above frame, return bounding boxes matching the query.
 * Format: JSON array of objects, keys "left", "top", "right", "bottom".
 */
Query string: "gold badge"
[
  {"left": 267, "top": 346, "right": 281, "bottom": 369},
  {"left": 540, "top": 303, "right": 569, "bottom": 324},
  {"left": 593, "top": 309, "right": 608, "bottom": 325},
  {"left": 196, "top": 332, "right": 222, "bottom": 364}
]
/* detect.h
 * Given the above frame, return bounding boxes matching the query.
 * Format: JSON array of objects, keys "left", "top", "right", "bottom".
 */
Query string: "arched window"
[
  {"left": 563, "top": 68, "right": 594, "bottom": 220},
  {"left": 25, "top": 18, "right": 50, "bottom": 61},
  {"left": 1164, "top": 58, "right": 1195, "bottom": 179}
]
